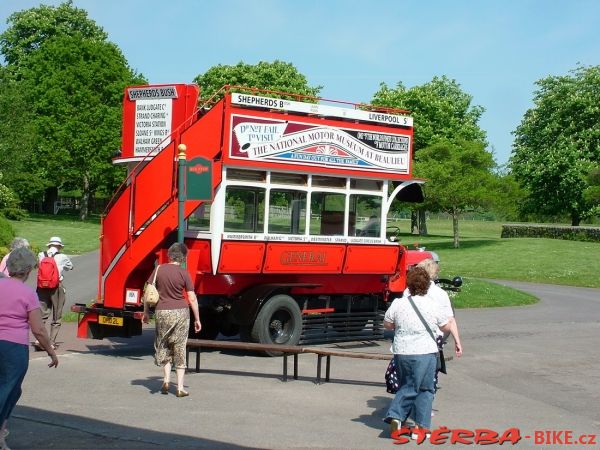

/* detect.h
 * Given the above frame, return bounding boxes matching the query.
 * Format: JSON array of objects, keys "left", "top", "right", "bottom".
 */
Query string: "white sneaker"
[
  {"left": 411, "top": 427, "right": 431, "bottom": 441},
  {"left": 411, "top": 433, "right": 431, "bottom": 441}
]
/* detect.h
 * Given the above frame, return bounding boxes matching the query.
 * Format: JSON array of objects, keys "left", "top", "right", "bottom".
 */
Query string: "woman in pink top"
[
  {"left": 0, "top": 237, "right": 29, "bottom": 277},
  {"left": 0, "top": 248, "right": 58, "bottom": 450}
]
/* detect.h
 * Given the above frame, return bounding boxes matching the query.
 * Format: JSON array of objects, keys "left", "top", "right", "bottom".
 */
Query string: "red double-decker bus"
[{"left": 72, "top": 84, "right": 440, "bottom": 354}]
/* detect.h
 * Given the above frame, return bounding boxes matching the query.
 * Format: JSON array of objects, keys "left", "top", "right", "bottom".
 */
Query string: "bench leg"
[
  {"left": 283, "top": 353, "right": 288, "bottom": 382},
  {"left": 293, "top": 354, "right": 298, "bottom": 380},
  {"left": 316, "top": 354, "right": 324, "bottom": 384},
  {"left": 186, "top": 347, "right": 201, "bottom": 373},
  {"left": 325, "top": 355, "right": 331, "bottom": 382}
]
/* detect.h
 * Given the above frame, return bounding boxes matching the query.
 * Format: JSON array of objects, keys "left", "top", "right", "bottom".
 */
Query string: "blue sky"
[{"left": 2, "top": 0, "right": 599, "bottom": 166}]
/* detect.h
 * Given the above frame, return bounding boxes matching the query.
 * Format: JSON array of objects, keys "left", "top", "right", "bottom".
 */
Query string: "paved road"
[{"left": 6, "top": 277, "right": 599, "bottom": 449}]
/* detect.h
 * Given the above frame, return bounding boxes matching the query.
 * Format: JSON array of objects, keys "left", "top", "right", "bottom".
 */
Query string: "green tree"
[
  {"left": 194, "top": 60, "right": 322, "bottom": 105},
  {"left": 0, "top": 67, "right": 46, "bottom": 206},
  {"left": 0, "top": 0, "right": 107, "bottom": 68},
  {"left": 488, "top": 172, "right": 527, "bottom": 221},
  {"left": 0, "top": 1, "right": 145, "bottom": 219},
  {"left": 19, "top": 33, "right": 144, "bottom": 220},
  {"left": 371, "top": 76, "right": 488, "bottom": 234},
  {"left": 0, "top": 172, "right": 18, "bottom": 210},
  {"left": 511, "top": 65, "right": 600, "bottom": 226},
  {"left": 371, "top": 76, "right": 487, "bottom": 153},
  {"left": 583, "top": 166, "right": 600, "bottom": 218},
  {"left": 414, "top": 140, "right": 496, "bottom": 248}
]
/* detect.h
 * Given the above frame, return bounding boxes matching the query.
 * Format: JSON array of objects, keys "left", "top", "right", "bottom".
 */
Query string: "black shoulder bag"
[{"left": 407, "top": 296, "right": 447, "bottom": 374}]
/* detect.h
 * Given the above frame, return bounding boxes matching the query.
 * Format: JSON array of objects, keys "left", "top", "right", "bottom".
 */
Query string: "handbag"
[
  {"left": 438, "top": 349, "right": 447, "bottom": 374},
  {"left": 385, "top": 357, "right": 400, "bottom": 394},
  {"left": 407, "top": 296, "right": 447, "bottom": 374},
  {"left": 143, "top": 265, "right": 160, "bottom": 306}
]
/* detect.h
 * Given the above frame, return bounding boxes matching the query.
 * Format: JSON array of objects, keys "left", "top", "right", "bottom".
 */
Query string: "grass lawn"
[
  {"left": 450, "top": 277, "right": 538, "bottom": 308},
  {"left": 392, "top": 219, "right": 600, "bottom": 289},
  {"left": 9, "top": 213, "right": 100, "bottom": 255}
]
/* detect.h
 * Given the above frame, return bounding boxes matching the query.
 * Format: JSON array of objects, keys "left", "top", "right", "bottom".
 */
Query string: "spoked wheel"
[{"left": 251, "top": 294, "right": 302, "bottom": 356}]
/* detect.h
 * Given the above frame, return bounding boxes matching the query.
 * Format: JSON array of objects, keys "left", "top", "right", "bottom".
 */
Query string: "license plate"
[{"left": 99, "top": 315, "right": 123, "bottom": 326}]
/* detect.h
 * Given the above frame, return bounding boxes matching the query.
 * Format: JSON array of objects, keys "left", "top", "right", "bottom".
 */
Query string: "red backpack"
[{"left": 37, "top": 252, "right": 59, "bottom": 289}]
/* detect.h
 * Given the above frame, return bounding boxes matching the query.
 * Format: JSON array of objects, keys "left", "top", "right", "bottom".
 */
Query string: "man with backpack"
[{"left": 35, "top": 236, "right": 73, "bottom": 350}]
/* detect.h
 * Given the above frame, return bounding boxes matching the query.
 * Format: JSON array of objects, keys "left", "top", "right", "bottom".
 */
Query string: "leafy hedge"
[
  {"left": 0, "top": 216, "right": 15, "bottom": 258},
  {"left": 501, "top": 224, "right": 600, "bottom": 242}
]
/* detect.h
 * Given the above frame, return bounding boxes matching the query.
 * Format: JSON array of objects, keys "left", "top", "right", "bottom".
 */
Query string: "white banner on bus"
[
  {"left": 230, "top": 115, "right": 410, "bottom": 173},
  {"left": 231, "top": 93, "right": 413, "bottom": 127}
]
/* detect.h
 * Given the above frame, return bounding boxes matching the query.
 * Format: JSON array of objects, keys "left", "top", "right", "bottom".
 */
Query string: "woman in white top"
[
  {"left": 415, "top": 258, "right": 462, "bottom": 390},
  {"left": 384, "top": 267, "right": 462, "bottom": 437}
]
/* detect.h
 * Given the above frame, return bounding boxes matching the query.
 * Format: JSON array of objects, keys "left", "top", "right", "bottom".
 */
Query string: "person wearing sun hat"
[{"left": 35, "top": 236, "right": 73, "bottom": 350}]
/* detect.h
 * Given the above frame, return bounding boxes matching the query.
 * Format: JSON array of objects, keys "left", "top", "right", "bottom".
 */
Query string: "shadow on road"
[
  {"left": 11, "top": 405, "right": 255, "bottom": 449},
  {"left": 351, "top": 395, "right": 391, "bottom": 440}
]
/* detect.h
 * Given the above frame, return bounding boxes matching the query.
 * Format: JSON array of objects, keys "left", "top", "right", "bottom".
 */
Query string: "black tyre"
[{"left": 251, "top": 294, "right": 302, "bottom": 356}]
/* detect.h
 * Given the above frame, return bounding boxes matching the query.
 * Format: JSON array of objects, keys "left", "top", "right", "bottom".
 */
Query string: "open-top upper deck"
[{"left": 117, "top": 84, "right": 415, "bottom": 181}]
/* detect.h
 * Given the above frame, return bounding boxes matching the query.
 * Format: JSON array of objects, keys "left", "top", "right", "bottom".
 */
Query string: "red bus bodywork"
[{"left": 74, "top": 85, "right": 436, "bottom": 347}]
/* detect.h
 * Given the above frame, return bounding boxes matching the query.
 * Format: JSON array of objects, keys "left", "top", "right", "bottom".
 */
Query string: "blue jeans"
[
  {"left": 0, "top": 340, "right": 29, "bottom": 425},
  {"left": 385, "top": 353, "right": 437, "bottom": 429}
]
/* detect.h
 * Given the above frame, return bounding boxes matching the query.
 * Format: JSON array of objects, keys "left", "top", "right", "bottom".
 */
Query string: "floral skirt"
[{"left": 154, "top": 308, "right": 189, "bottom": 369}]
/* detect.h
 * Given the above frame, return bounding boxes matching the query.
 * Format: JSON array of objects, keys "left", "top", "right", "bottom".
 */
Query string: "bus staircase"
[
  {"left": 95, "top": 134, "right": 213, "bottom": 335},
  {"left": 93, "top": 88, "right": 238, "bottom": 331}
]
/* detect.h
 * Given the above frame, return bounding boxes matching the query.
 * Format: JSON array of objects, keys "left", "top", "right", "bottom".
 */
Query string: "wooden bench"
[
  {"left": 186, "top": 339, "right": 392, "bottom": 384},
  {"left": 302, "top": 348, "right": 453, "bottom": 384},
  {"left": 302, "top": 347, "right": 391, "bottom": 383},
  {"left": 186, "top": 339, "right": 305, "bottom": 381}
]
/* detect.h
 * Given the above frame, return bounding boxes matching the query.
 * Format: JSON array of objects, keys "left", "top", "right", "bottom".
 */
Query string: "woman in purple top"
[{"left": 0, "top": 248, "right": 58, "bottom": 450}]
